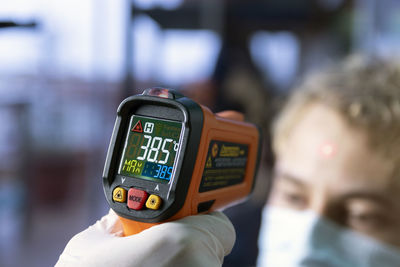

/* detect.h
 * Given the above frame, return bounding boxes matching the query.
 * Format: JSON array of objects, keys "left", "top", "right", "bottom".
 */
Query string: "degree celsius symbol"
[{"left": 173, "top": 140, "right": 179, "bottom": 152}]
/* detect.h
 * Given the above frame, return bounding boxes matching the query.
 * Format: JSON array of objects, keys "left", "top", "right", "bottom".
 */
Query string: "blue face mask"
[{"left": 257, "top": 206, "right": 400, "bottom": 267}]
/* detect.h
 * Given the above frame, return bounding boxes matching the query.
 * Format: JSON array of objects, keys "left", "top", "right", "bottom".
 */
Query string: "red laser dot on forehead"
[{"left": 320, "top": 142, "right": 336, "bottom": 157}]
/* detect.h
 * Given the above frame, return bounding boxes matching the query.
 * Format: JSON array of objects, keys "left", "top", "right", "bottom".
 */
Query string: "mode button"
[{"left": 127, "top": 188, "right": 148, "bottom": 210}]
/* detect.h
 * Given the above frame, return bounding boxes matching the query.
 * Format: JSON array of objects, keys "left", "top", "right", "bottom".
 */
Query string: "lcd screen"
[{"left": 118, "top": 115, "right": 182, "bottom": 182}]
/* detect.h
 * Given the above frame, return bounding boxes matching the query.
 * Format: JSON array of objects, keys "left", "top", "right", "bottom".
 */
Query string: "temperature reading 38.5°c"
[
  {"left": 118, "top": 115, "right": 182, "bottom": 182},
  {"left": 137, "top": 135, "right": 179, "bottom": 164}
]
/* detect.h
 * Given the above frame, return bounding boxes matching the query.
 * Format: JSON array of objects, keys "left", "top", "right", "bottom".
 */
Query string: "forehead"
[{"left": 276, "top": 103, "right": 397, "bottom": 195}]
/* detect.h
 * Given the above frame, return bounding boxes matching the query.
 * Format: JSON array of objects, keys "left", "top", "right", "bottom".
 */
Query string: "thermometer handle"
[{"left": 119, "top": 216, "right": 158, "bottom": 236}]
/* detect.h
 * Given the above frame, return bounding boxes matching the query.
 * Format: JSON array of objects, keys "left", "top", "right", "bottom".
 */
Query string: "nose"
[{"left": 309, "top": 193, "right": 346, "bottom": 226}]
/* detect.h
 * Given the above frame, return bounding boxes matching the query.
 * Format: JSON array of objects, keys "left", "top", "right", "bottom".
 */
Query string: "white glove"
[{"left": 55, "top": 209, "right": 235, "bottom": 267}]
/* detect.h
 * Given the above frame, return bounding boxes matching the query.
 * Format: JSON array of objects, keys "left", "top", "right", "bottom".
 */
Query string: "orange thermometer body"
[{"left": 103, "top": 88, "right": 261, "bottom": 235}]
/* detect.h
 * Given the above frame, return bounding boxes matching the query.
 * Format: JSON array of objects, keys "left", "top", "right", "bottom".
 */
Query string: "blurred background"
[{"left": 1, "top": 0, "right": 400, "bottom": 266}]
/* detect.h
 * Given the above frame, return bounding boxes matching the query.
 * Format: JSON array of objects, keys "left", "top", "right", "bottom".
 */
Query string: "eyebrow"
[
  {"left": 341, "top": 191, "right": 394, "bottom": 207},
  {"left": 273, "top": 170, "right": 309, "bottom": 190}
]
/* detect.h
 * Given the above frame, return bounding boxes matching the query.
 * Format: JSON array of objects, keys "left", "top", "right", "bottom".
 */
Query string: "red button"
[{"left": 127, "top": 188, "right": 148, "bottom": 210}]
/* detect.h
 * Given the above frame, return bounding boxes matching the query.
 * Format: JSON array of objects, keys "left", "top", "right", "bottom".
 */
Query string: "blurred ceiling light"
[{"left": 132, "top": 0, "right": 184, "bottom": 10}]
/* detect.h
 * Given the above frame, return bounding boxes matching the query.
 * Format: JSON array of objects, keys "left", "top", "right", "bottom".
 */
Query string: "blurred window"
[
  {"left": 132, "top": 15, "right": 222, "bottom": 85},
  {"left": 249, "top": 31, "right": 300, "bottom": 90},
  {"left": 0, "top": 0, "right": 126, "bottom": 81},
  {"left": 354, "top": 0, "right": 400, "bottom": 58}
]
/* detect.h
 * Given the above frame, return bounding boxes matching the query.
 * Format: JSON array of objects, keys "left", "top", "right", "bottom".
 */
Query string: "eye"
[
  {"left": 270, "top": 179, "right": 308, "bottom": 210},
  {"left": 345, "top": 201, "right": 388, "bottom": 233},
  {"left": 347, "top": 211, "right": 381, "bottom": 230},
  {"left": 282, "top": 191, "right": 308, "bottom": 209}
]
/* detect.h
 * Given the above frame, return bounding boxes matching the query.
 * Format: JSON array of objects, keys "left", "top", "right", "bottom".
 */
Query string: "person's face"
[{"left": 271, "top": 103, "right": 400, "bottom": 247}]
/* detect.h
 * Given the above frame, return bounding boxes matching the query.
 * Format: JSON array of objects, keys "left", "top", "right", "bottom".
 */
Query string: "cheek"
[
  {"left": 369, "top": 220, "right": 400, "bottom": 248},
  {"left": 268, "top": 188, "right": 281, "bottom": 206},
  {"left": 269, "top": 184, "right": 288, "bottom": 205},
  {"left": 268, "top": 187, "right": 293, "bottom": 209}
]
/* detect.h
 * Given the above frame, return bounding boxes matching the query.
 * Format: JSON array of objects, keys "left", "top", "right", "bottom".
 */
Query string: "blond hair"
[{"left": 273, "top": 56, "right": 400, "bottom": 163}]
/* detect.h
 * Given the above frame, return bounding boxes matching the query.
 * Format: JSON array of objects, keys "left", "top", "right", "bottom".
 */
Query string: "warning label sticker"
[{"left": 199, "top": 141, "right": 248, "bottom": 192}]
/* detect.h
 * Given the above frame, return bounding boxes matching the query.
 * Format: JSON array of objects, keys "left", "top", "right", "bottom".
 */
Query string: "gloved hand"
[{"left": 55, "top": 209, "right": 235, "bottom": 267}]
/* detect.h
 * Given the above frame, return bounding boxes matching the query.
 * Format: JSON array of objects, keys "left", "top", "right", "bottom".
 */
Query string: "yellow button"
[
  {"left": 146, "top": 194, "right": 162, "bottom": 210},
  {"left": 113, "top": 187, "right": 127, "bottom": 202}
]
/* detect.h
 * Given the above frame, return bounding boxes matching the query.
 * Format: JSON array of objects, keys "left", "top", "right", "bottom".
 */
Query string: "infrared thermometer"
[{"left": 103, "top": 88, "right": 261, "bottom": 235}]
